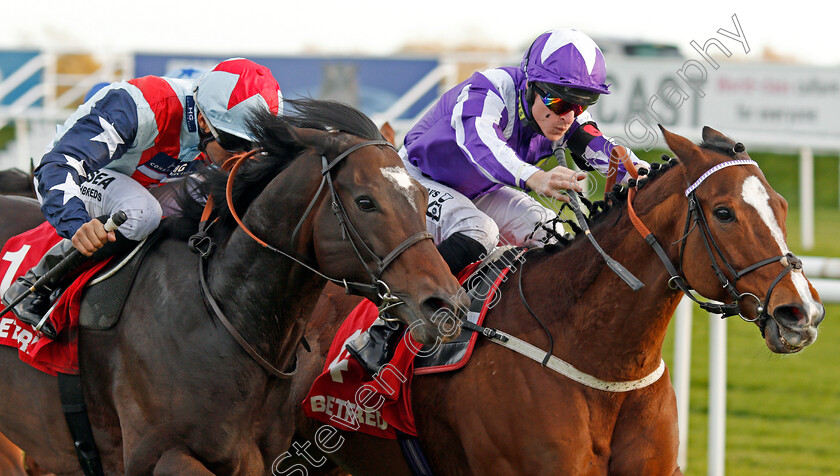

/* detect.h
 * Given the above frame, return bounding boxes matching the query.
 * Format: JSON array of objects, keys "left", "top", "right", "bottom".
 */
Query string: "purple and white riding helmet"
[{"left": 520, "top": 29, "right": 610, "bottom": 111}]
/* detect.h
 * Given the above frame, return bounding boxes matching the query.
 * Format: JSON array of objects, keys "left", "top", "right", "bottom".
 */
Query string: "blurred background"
[{"left": 1, "top": 1, "right": 838, "bottom": 474}]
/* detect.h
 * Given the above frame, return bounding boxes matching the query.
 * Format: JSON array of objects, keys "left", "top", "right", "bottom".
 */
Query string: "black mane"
[
  {"left": 163, "top": 98, "right": 385, "bottom": 240},
  {"left": 699, "top": 130, "right": 745, "bottom": 157},
  {"left": 539, "top": 154, "right": 682, "bottom": 254}
]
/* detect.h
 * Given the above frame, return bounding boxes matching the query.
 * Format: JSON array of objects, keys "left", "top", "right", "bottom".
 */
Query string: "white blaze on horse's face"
[
  {"left": 741, "top": 175, "right": 821, "bottom": 322},
  {"left": 381, "top": 166, "right": 419, "bottom": 213}
]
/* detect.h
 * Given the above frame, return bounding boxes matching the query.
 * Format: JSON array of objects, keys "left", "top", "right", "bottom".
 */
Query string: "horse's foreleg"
[{"left": 152, "top": 449, "right": 214, "bottom": 476}]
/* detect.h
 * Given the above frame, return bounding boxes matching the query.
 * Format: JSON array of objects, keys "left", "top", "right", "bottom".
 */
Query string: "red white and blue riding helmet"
[
  {"left": 193, "top": 58, "right": 283, "bottom": 141},
  {"left": 521, "top": 29, "right": 610, "bottom": 106}
]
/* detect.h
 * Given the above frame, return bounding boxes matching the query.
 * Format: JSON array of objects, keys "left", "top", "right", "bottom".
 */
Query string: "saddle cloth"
[
  {"left": 0, "top": 222, "right": 110, "bottom": 375},
  {"left": 302, "top": 248, "right": 525, "bottom": 439}
]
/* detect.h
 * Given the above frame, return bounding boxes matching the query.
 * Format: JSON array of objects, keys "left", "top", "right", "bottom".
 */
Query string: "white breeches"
[
  {"left": 402, "top": 161, "right": 558, "bottom": 253},
  {"left": 79, "top": 169, "right": 162, "bottom": 240}
]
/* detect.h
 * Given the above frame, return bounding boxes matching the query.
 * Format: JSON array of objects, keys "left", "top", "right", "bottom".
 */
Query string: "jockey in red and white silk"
[
  {"left": 34, "top": 58, "right": 282, "bottom": 241},
  {"left": 4, "top": 58, "right": 282, "bottom": 339}
]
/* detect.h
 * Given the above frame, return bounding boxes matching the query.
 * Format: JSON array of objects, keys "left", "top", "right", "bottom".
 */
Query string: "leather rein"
[
  {"left": 497, "top": 151, "right": 800, "bottom": 392},
  {"left": 190, "top": 140, "right": 432, "bottom": 378}
]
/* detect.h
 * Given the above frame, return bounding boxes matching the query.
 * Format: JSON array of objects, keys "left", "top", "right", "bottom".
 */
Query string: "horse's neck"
[
  {"left": 208, "top": 174, "right": 324, "bottom": 369},
  {"left": 517, "top": 177, "right": 687, "bottom": 381}
]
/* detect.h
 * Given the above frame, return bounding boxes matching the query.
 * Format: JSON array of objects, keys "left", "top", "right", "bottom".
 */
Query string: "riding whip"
[{"left": 0, "top": 210, "right": 128, "bottom": 320}]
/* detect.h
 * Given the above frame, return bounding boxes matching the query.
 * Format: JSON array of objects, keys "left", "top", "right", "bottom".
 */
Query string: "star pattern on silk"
[
  {"left": 542, "top": 31, "right": 599, "bottom": 74},
  {"left": 90, "top": 116, "right": 124, "bottom": 158},
  {"left": 62, "top": 154, "right": 87, "bottom": 177},
  {"left": 49, "top": 172, "right": 82, "bottom": 205}
]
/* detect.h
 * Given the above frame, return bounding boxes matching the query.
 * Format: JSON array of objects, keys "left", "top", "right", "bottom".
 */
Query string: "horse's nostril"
[
  {"left": 773, "top": 305, "right": 808, "bottom": 327},
  {"left": 422, "top": 295, "right": 464, "bottom": 332},
  {"left": 422, "top": 296, "right": 446, "bottom": 314}
]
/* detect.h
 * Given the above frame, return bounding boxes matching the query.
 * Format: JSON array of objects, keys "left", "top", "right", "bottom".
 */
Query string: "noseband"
[{"left": 628, "top": 158, "right": 802, "bottom": 324}]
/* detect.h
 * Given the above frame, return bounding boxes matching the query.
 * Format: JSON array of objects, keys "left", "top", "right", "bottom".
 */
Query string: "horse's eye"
[
  {"left": 714, "top": 207, "right": 734, "bottom": 223},
  {"left": 356, "top": 196, "right": 377, "bottom": 212}
]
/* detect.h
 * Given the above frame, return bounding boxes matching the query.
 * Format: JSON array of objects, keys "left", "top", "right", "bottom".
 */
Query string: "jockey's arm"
[
  {"left": 558, "top": 113, "right": 649, "bottom": 185},
  {"left": 451, "top": 84, "right": 543, "bottom": 190},
  {"left": 35, "top": 86, "right": 138, "bottom": 251}
]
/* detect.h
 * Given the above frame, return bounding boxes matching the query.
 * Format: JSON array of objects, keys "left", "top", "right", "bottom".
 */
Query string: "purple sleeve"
[
  {"left": 561, "top": 114, "right": 648, "bottom": 185},
  {"left": 451, "top": 78, "right": 541, "bottom": 189}
]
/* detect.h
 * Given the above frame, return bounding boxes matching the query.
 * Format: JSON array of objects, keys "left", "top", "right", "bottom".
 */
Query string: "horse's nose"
[
  {"left": 420, "top": 292, "right": 469, "bottom": 339},
  {"left": 773, "top": 303, "right": 816, "bottom": 329},
  {"left": 812, "top": 302, "right": 826, "bottom": 327}
]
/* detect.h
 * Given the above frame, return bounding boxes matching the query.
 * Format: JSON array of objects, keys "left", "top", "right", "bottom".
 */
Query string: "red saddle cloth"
[
  {"left": 302, "top": 261, "right": 510, "bottom": 439},
  {"left": 0, "top": 222, "right": 110, "bottom": 375}
]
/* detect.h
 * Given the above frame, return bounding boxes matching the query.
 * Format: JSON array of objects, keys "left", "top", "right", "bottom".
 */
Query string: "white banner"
[{"left": 589, "top": 58, "right": 840, "bottom": 151}]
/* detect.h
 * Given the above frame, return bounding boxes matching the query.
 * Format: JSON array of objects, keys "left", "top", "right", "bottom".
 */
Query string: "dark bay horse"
[
  {"left": 289, "top": 126, "right": 825, "bottom": 475},
  {"left": 0, "top": 99, "right": 465, "bottom": 475}
]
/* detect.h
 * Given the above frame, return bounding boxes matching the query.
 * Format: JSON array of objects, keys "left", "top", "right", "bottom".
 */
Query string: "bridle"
[
  {"left": 497, "top": 150, "right": 801, "bottom": 391},
  {"left": 625, "top": 157, "right": 803, "bottom": 324},
  {"left": 190, "top": 139, "right": 432, "bottom": 378},
  {"left": 289, "top": 139, "right": 432, "bottom": 310},
  {"left": 223, "top": 139, "right": 430, "bottom": 307}
]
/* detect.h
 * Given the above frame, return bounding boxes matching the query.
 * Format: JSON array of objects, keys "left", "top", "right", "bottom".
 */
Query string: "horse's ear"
[
  {"left": 701, "top": 126, "right": 734, "bottom": 147},
  {"left": 658, "top": 125, "right": 708, "bottom": 167},
  {"left": 379, "top": 122, "right": 396, "bottom": 146}
]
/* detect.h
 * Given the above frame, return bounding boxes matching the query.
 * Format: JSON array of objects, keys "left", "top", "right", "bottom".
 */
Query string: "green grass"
[{"left": 662, "top": 301, "right": 840, "bottom": 476}]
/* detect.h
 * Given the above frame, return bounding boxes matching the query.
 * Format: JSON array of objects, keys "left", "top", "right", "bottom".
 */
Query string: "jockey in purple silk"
[
  {"left": 347, "top": 29, "right": 649, "bottom": 375},
  {"left": 2, "top": 59, "right": 283, "bottom": 339}
]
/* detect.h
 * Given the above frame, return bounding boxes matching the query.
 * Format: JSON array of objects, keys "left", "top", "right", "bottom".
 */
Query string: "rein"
[
  {"left": 626, "top": 158, "right": 802, "bottom": 324},
  {"left": 190, "top": 140, "right": 432, "bottom": 378}
]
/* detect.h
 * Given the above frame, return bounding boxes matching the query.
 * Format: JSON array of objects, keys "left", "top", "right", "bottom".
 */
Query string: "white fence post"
[
  {"left": 673, "top": 297, "right": 693, "bottom": 470},
  {"left": 708, "top": 313, "right": 726, "bottom": 476},
  {"left": 800, "top": 147, "right": 814, "bottom": 250}
]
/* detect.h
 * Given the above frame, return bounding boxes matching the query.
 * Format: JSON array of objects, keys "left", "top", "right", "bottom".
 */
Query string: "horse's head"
[
  {"left": 659, "top": 126, "right": 824, "bottom": 353},
  {"left": 250, "top": 99, "right": 466, "bottom": 345}
]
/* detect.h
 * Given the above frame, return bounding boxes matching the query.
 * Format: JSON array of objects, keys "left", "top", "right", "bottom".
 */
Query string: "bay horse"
[
  {"left": 0, "top": 98, "right": 465, "bottom": 475},
  {"left": 288, "top": 126, "right": 825, "bottom": 475}
]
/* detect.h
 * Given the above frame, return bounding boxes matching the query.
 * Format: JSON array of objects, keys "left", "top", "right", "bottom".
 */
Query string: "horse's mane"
[
  {"left": 537, "top": 154, "right": 682, "bottom": 255},
  {"left": 164, "top": 98, "right": 385, "bottom": 240}
]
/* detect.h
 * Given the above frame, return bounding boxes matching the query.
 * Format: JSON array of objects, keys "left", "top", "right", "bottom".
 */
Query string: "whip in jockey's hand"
[{"left": 72, "top": 218, "right": 117, "bottom": 257}]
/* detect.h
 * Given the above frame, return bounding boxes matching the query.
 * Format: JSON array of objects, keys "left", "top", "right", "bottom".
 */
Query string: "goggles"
[{"left": 535, "top": 85, "right": 587, "bottom": 117}]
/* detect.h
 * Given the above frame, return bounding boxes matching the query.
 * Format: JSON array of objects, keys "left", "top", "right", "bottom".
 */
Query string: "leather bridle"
[
  {"left": 223, "top": 140, "right": 432, "bottom": 306},
  {"left": 190, "top": 139, "right": 432, "bottom": 378},
  {"left": 625, "top": 157, "right": 802, "bottom": 324}
]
